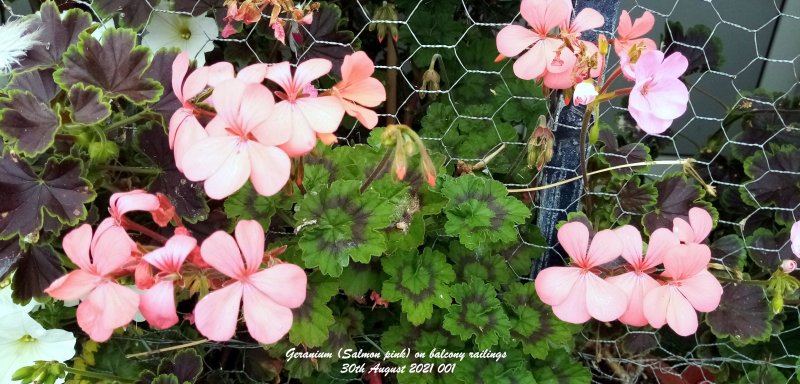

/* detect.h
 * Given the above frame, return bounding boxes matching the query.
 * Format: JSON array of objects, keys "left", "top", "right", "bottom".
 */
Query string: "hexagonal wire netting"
[{"left": 2, "top": 0, "right": 799, "bottom": 382}]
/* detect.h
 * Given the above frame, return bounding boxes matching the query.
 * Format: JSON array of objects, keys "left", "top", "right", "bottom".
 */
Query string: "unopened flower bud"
[
  {"left": 370, "top": 2, "right": 399, "bottom": 43},
  {"left": 598, "top": 34, "right": 609, "bottom": 56},
  {"left": 782, "top": 259, "right": 797, "bottom": 273},
  {"left": 527, "top": 116, "right": 555, "bottom": 171},
  {"left": 573, "top": 80, "right": 598, "bottom": 106}
]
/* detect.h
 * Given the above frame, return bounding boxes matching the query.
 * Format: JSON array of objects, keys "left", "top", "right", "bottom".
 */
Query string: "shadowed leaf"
[
  {"left": 68, "top": 84, "right": 112, "bottom": 124},
  {"left": 92, "top": 0, "right": 158, "bottom": 29},
  {"left": 643, "top": 174, "right": 716, "bottom": 234},
  {"left": 11, "top": 244, "right": 64, "bottom": 301},
  {"left": 0, "top": 91, "right": 60, "bottom": 156},
  {"left": 0, "top": 239, "right": 23, "bottom": 281},
  {"left": 289, "top": 273, "right": 338, "bottom": 347},
  {"left": 8, "top": 69, "right": 59, "bottom": 103},
  {"left": 17, "top": 1, "right": 92, "bottom": 70},
  {"left": 145, "top": 49, "right": 183, "bottom": 119},
  {"left": 706, "top": 283, "right": 772, "bottom": 345}
]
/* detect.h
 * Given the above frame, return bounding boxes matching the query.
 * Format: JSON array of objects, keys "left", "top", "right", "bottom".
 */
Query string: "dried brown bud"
[{"left": 527, "top": 116, "right": 555, "bottom": 171}]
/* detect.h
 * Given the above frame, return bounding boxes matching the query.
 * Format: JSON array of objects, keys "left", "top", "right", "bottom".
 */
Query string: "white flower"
[
  {"left": 0, "top": 304, "right": 75, "bottom": 383},
  {"left": 791, "top": 221, "right": 800, "bottom": 257},
  {"left": 573, "top": 80, "right": 599, "bottom": 106},
  {"left": 0, "top": 284, "right": 38, "bottom": 316},
  {"left": 0, "top": 17, "right": 41, "bottom": 74},
  {"left": 142, "top": 6, "right": 219, "bottom": 67}
]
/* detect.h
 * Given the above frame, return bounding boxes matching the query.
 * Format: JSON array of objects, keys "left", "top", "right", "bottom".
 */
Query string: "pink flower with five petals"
[
  {"left": 45, "top": 224, "right": 140, "bottom": 342},
  {"left": 614, "top": 10, "right": 657, "bottom": 56},
  {"left": 193, "top": 220, "right": 307, "bottom": 344},
  {"left": 535, "top": 221, "right": 627, "bottom": 323},
  {"left": 606, "top": 226, "right": 680, "bottom": 326},
  {"left": 139, "top": 234, "right": 197, "bottom": 330},
  {"left": 627, "top": 50, "right": 689, "bottom": 134}
]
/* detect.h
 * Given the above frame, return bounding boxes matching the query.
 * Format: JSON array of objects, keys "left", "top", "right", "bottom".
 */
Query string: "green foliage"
[
  {"left": 443, "top": 279, "right": 511, "bottom": 350},
  {"left": 382, "top": 248, "right": 456, "bottom": 325},
  {"left": 288, "top": 273, "right": 338, "bottom": 347}
]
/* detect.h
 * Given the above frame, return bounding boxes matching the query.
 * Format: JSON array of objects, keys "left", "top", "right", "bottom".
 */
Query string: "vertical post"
[{"left": 531, "top": 0, "right": 621, "bottom": 278}]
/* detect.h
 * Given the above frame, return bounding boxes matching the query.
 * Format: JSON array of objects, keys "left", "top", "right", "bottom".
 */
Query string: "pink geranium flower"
[
  {"left": 181, "top": 80, "right": 291, "bottom": 199},
  {"left": 540, "top": 7, "right": 604, "bottom": 89},
  {"left": 614, "top": 10, "right": 657, "bottom": 56},
  {"left": 535, "top": 221, "right": 627, "bottom": 323},
  {"left": 672, "top": 207, "right": 713, "bottom": 244},
  {"left": 606, "top": 226, "right": 680, "bottom": 326},
  {"left": 193, "top": 220, "right": 307, "bottom": 344},
  {"left": 627, "top": 50, "right": 689, "bottom": 134},
  {"left": 265, "top": 59, "right": 345, "bottom": 157},
  {"left": 140, "top": 234, "right": 197, "bottom": 330},
  {"left": 790, "top": 221, "right": 800, "bottom": 257},
  {"left": 45, "top": 224, "right": 140, "bottom": 342},
  {"left": 643, "top": 243, "right": 723, "bottom": 336},
  {"left": 170, "top": 53, "right": 211, "bottom": 171},
  {"left": 496, "top": 0, "right": 573, "bottom": 81},
  {"left": 330, "top": 52, "right": 387, "bottom": 128}
]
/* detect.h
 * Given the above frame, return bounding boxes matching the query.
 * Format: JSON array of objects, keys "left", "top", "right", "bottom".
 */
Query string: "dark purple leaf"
[
  {"left": 0, "top": 239, "right": 23, "bottom": 281},
  {"left": 711, "top": 234, "right": 747, "bottom": 271},
  {"left": 0, "top": 154, "right": 95, "bottom": 240},
  {"left": 616, "top": 178, "right": 657, "bottom": 215},
  {"left": 597, "top": 129, "right": 650, "bottom": 175},
  {"left": 157, "top": 350, "right": 203, "bottom": 382},
  {"left": 92, "top": 0, "right": 158, "bottom": 29},
  {"left": 706, "top": 283, "right": 772, "bottom": 345},
  {"left": 55, "top": 29, "right": 163, "bottom": 104},
  {"left": 745, "top": 228, "right": 792, "bottom": 272},
  {"left": 16, "top": 2, "right": 92, "bottom": 70},
  {"left": 8, "top": 69, "right": 59, "bottom": 103},
  {"left": 619, "top": 332, "right": 657, "bottom": 355},
  {"left": 741, "top": 144, "right": 800, "bottom": 215},
  {"left": 145, "top": 49, "right": 182, "bottom": 120},
  {"left": 11, "top": 244, "right": 64, "bottom": 301},
  {"left": 0, "top": 91, "right": 60, "bottom": 156},
  {"left": 68, "top": 85, "right": 112, "bottom": 124},
  {"left": 643, "top": 174, "right": 714, "bottom": 234},
  {"left": 300, "top": 4, "right": 355, "bottom": 77},
  {"left": 175, "top": 0, "right": 224, "bottom": 16},
  {"left": 137, "top": 126, "right": 208, "bottom": 222},
  {"left": 663, "top": 21, "right": 724, "bottom": 75}
]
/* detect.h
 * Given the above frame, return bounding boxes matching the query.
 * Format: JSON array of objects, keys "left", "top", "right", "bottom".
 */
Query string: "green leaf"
[
  {"left": 381, "top": 248, "right": 455, "bottom": 325},
  {"left": 18, "top": 1, "right": 92, "bottom": 70},
  {"left": 150, "top": 374, "right": 179, "bottom": 384},
  {"left": 381, "top": 314, "right": 465, "bottom": 384},
  {"left": 706, "top": 283, "right": 773, "bottom": 345},
  {"left": 447, "top": 241, "right": 513, "bottom": 289},
  {"left": 296, "top": 180, "right": 393, "bottom": 277},
  {"left": 531, "top": 349, "right": 591, "bottom": 384},
  {"left": 224, "top": 182, "right": 289, "bottom": 230},
  {"left": 440, "top": 175, "right": 531, "bottom": 250},
  {"left": 737, "top": 365, "right": 787, "bottom": 384},
  {"left": 454, "top": 350, "right": 537, "bottom": 384},
  {"left": 339, "top": 261, "right": 384, "bottom": 297},
  {"left": 502, "top": 282, "right": 578, "bottom": 359},
  {"left": 0, "top": 154, "right": 95, "bottom": 240},
  {"left": 68, "top": 84, "right": 111, "bottom": 124},
  {"left": 443, "top": 279, "right": 511, "bottom": 349},
  {"left": 0, "top": 90, "right": 60, "bottom": 156},
  {"left": 288, "top": 273, "right": 338, "bottom": 347},
  {"left": 55, "top": 29, "right": 163, "bottom": 104}
]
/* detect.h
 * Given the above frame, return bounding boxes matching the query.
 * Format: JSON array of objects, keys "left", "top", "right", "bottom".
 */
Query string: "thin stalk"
[
  {"left": 360, "top": 149, "right": 393, "bottom": 193},
  {"left": 385, "top": 36, "right": 398, "bottom": 124},
  {"left": 121, "top": 218, "right": 168, "bottom": 244},
  {"left": 508, "top": 159, "right": 688, "bottom": 193},
  {"left": 64, "top": 367, "right": 134, "bottom": 383},
  {"left": 579, "top": 105, "right": 593, "bottom": 213},
  {"left": 599, "top": 67, "right": 622, "bottom": 95},
  {"left": 104, "top": 109, "right": 157, "bottom": 132},
  {"left": 100, "top": 165, "right": 163, "bottom": 175},
  {"left": 126, "top": 339, "right": 209, "bottom": 358}
]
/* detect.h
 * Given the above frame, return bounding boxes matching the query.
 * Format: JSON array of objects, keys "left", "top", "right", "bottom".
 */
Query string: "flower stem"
[
  {"left": 64, "top": 367, "right": 135, "bottom": 383},
  {"left": 578, "top": 105, "right": 593, "bottom": 213},
  {"left": 104, "top": 109, "right": 157, "bottom": 132},
  {"left": 360, "top": 149, "right": 393, "bottom": 193},
  {"left": 121, "top": 218, "right": 168, "bottom": 244},
  {"left": 100, "top": 165, "right": 163, "bottom": 175},
  {"left": 508, "top": 159, "right": 689, "bottom": 193},
  {"left": 599, "top": 67, "right": 622, "bottom": 95},
  {"left": 126, "top": 339, "right": 209, "bottom": 358}
]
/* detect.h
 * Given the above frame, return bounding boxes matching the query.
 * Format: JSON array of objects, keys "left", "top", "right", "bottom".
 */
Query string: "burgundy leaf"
[
  {"left": 706, "top": 283, "right": 772, "bottom": 345},
  {"left": 145, "top": 49, "right": 182, "bottom": 119},
  {"left": 16, "top": 2, "right": 92, "bottom": 70},
  {"left": 92, "top": 0, "right": 158, "bottom": 29},
  {"left": 0, "top": 91, "right": 60, "bottom": 156},
  {"left": 68, "top": 84, "right": 112, "bottom": 124},
  {"left": 8, "top": 69, "right": 59, "bottom": 103},
  {"left": 11, "top": 244, "right": 64, "bottom": 301},
  {"left": 643, "top": 175, "right": 713, "bottom": 234},
  {"left": 0, "top": 239, "right": 23, "bottom": 281}
]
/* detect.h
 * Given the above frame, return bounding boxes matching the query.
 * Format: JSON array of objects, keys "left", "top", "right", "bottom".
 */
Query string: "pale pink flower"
[
  {"left": 572, "top": 80, "right": 598, "bottom": 106},
  {"left": 627, "top": 50, "right": 689, "bottom": 134},
  {"left": 782, "top": 259, "right": 797, "bottom": 273},
  {"left": 206, "top": 61, "right": 269, "bottom": 87},
  {"left": 643, "top": 243, "right": 723, "bottom": 336},
  {"left": 140, "top": 234, "right": 197, "bottom": 330},
  {"left": 181, "top": 80, "right": 291, "bottom": 199},
  {"left": 265, "top": 59, "right": 345, "bottom": 157},
  {"left": 540, "top": 6, "right": 604, "bottom": 88},
  {"left": 535, "top": 221, "right": 627, "bottom": 323},
  {"left": 791, "top": 221, "right": 800, "bottom": 257},
  {"left": 673, "top": 207, "right": 713, "bottom": 244},
  {"left": 496, "top": 0, "right": 574, "bottom": 81},
  {"left": 330, "top": 52, "right": 387, "bottom": 128},
  {"left": 45, "top": 224, "right": 140, "bottom": 342},
  {"left": 193, "top": 220, "right": 307, "bottom": 344},
  {"left": 170, "top": 53, "right": 211, "bottom": 171},
  {"left": 606, "top": 226, "right": 680, "bottom": 326},
  {"left": 614, "top": 10, "right": 657, "bottom": 56}
]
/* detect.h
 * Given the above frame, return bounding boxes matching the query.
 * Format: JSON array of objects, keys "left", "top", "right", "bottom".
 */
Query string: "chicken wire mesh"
[{"left": 1, "top": 0, "right": 798, "bottom": 382}]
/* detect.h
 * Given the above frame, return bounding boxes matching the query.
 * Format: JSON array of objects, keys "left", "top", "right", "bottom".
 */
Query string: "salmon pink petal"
[
  {"left": 293, "top": 58, "right": 332, "bottom": 88},
  {"left": 340, "top": 52, "right": 376, "bottom": 86},
  {"left": 202, "top": 144, "right": 251, "bottom": 199},
  {"left": 569, "top": 8, "right": 604, "bottom": 33},
  {"left": 168, "top": 108, "right": 194, "bottom": 149},
  {"left": 237, "top": 63, "right": 269, "bottom": 83},
  {"left": 521, "top": 0, "right": 572, "bottom": 33},
  {"left": 344, "top": 103, "right": 380, "bottom": 129},
  {"left": 318, "top": 132, "right": 338, "bottom": 145},
  {"left": 249, "top": 263, "right": 308, "bottom": 308},
  {"left": 182, "top": 136, "right": 238, "bottom": 182},
  {"left": 211, "top": 80, "right": 247, "bottom": 126},
  {"left": 234, "top": 220, "right": 266, "bottom": 273},
  {"left": 91, "top": 225, "right": 134, "bottom": 276},
  {"left": 144, "top": 234, "right": 197, "bottom": 273},
  {"left": 677, "top": 270, "right": 723, "bottom": 312},
  {"left": 242, "top": 284, "right": 294, "bottom": 344},
  {"left": 110, "top": 190, "right": 160, "bottom": 218},
  {"left": 173, "top": 115, "right": 209, "bottom": 172},
  {"left": 544, "top": 38, "right": 576, "bottom": 74},
  {"left": 135, "top": 261, "right": 154, "bottom": 289},
  {"left": 615, "top": 225, "right": 643, "bottom": 267},
  {"left": 557, "top": 221, "right": 590, "bottom": 265},
  {"left": 294, "top": 96, "right": 345, "bottom": 134},
  {"left": 534, "top": 266, "right": 583, "bottom": 306},
  {"left": 238, "top": 83, "right": 277, "bottom": 137},
  {"left": 45, "top": 270, "right": 103, "bottom": 301},
  {"left": 201, "top": 230, "right": 246, "bottom": 278},
  {"left": 688, "top": 207, "right": 713, "bottom": 243},
  {"left": 617, "top": 10, "right": 633, "bottom": 36},
  {"left": 607, "top": 271, "right": 660, "bottom": 326},
  {"left": 278, "top": 116, "right": 317, "bottom": 157},
  {"left": 512, "top": 42, "right": 547, "bottom": 80},
  {"left": 496, "top": 25, "right": 539, "bottom": 57},
  {"left": 172, "top": 52, "right": 190, "bottom": 102},
  {"left": 585, "top": 273, "right": 627, "bottom": 321},
  {"left": 665, "top": 291, "right": 699, "bottom": 336},
  {"left": 643, "top": 285, "right": 671, "bottom": 329},
  {"left": 339, "top": 77, "right": 386, "bottom": 108},
  {"left": 139, "top": 280, "right": 178, "bottom": 330},
  {"left": 663, "top": 244, "right": 711, "bottom": 280},
  {"left": 182, "top": 66, "right": 210, "bottom": 101},
  {"left": 629, "top": 10, "right": 655, "bottom": 37},
  {"left": 542, "top": 68, "right": 575, "bottom": 90},
  {"left": 672, "top": 216, "right": 695, "bottom": 244},
  {"left": 207, "top": 62, "right": 235, "bottom": 87},
  {"left": 550, "top": 273, "right": 591, "bottom": 324},
  {"left": 643, "top": 228, "right": 680, "bottom": 270},
  {"left": 248, "top": 141, "right": 292, "bottom": 196},
  {"left": 586, "top": 229, "right": 623, "bottom": 267},
  {"left": 193, "top": 283, "right": 243, "bottom": 342},
  {"left": 77, "top": 282, "right": 139, "bottom": 342},
  {"left": 265, "top": 62, "right": 293, "bottom": 90},
  {"left": 62, "top": 224, "right": 93, "bottom": 270}
]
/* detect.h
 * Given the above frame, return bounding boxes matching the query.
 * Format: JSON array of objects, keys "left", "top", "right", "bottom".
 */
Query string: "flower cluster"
[
  {"left": 170, "top": 51, "right": 386, "bottom": 199},
  {"left": 496, "top": 0, "right": 690, "bottom": 134},
  {"left": 535, "top": 208, "right": 724, "bottom": 336},
  {"left": 45, "top": 191, "right": 308, "bottom": 344}
]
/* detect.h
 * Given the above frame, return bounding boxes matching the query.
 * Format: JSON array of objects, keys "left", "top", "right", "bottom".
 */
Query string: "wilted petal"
[{"left": 193, "top": 283, "right": 243, "bottom": 342}]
